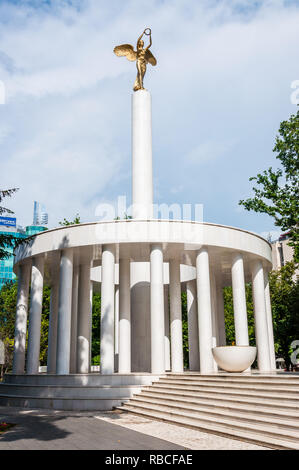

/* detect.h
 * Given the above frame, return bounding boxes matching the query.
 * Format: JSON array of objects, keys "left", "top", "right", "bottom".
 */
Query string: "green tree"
[
  {"left": 223, "top": 284, "right": 255, "bottom": 346},
  {"left": 0, "top": 281, "right": 50, "bottom": 373},
  {"left": 59, "top": 213, "right": 81, "bottom": 226},
  {"left": 269, "top": 262, "right": 299, "bottom": 370},
  {"left": 239, "top": 109, "right": 299, "bottom": 261},
  {"left": 91, "top": 292, "right": 101, "bottom": 365}
]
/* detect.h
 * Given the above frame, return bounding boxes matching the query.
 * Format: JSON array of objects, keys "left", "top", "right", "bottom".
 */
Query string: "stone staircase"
[
  {"left": 116, "top": 373, "right": 299, "bottom": 450},
  {"left": 0, "top": 373, "right": 161, "bottom": 411}
]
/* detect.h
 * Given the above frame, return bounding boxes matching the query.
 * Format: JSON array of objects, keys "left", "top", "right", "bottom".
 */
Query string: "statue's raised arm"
[{"left": 113, "top": 28, "right": 157, "bottom": 92}]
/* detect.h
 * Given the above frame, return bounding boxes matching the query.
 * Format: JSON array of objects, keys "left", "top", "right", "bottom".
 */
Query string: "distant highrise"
[{"left": 33, "top": 201, "right": 48, "bottom": 226}]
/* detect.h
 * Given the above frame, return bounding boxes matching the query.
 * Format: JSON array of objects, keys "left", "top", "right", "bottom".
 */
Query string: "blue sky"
[{"left": 0, "top": 0, "right": 298, "bottom": 241}]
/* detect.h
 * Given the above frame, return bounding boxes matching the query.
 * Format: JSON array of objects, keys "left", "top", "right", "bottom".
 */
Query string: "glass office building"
[{"left": 0, "top": 215, "right": 48, "bottom": 290}]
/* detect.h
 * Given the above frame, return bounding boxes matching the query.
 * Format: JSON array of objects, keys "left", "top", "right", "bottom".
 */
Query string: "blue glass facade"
[{"left": 0, "top": 225, "right": 47, "bottom": 290}]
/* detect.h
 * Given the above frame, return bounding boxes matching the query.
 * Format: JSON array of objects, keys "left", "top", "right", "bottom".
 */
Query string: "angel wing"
[
  {"left": 113, "top": 44, "right": 137, "bottom": 62},
  {"left": 145, "top": 49, "right": 157, "bottom": 66}
]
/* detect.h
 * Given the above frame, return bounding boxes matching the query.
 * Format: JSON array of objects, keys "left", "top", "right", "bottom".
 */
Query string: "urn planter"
[{"left": 212, "top": 346, "right": 257, "bottom": 372}]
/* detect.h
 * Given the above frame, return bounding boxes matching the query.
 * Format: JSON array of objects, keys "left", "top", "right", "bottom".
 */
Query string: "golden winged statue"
[{"left": 114, "top": 28, "right": 157, "bottom": 91}]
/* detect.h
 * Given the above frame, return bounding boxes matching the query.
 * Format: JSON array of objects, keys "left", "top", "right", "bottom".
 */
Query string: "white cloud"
[{"left": 0, "top": 0, "right": 298, "bottom": 234}]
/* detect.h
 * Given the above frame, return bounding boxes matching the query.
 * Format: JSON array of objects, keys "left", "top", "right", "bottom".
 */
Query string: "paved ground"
[
  {"left": 0, "top": 407, "right": 186, "bottom": 450},
  {"left": 0, "top": 406, "right": 266, "bottom": 450},
  {"left": 97, "top": 411, "right": 267, "bottom": 450}
]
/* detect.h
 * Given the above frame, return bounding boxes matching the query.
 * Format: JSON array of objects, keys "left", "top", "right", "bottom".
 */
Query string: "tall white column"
[
  {"left": 77, "top": 263, "right": 91, "bottom": 373},
  {"left": 56, "top": 249, "right": 73, "bottom": 375},
  {"left": 210, "top": 270, "right": 218, "bottom": 372},
  {"left": 231, "top": 253, "right": 249, "bottom": 346},
  {"left": 164, "top": 285, "right": 171, "bottom": 371},
  {"left": 114, "top": 285, "right": 119, "bottom": 372},
  {"left": 118, "top": 258, "right": 131, "bottom": 374},
  {"left": 186, "top": 280, "right": 200, "bottom": 371},
  {"left": 100, "top": 245, "right": 115, "bottom": 375},
  {"left": 264, "top": 270, "right": 276, "bottom": 370},
  {"left": 12, "top": 262, "right": 31, "bottom": 374},
  {"left": 70, "top": 265, "right": 79, "bottom": 373},
  {"left": 196, "top": 247, "right": 214, "bottom": 373},
  {"left": 169, "top": 259, "right": 183, "bottom": 372},
  {"left": 150, "top": 244, "right": 165, "bottom": 374},
  {"left": 132, "top": 90, "right": 153, "bottom": 219},
  {"left": 26, "top": 256, "right": 44, "bottom": 375},
  {"left": 47, "top": 276, "right": 59, "bottom": 374},
  {"left": 252, "top": 260, "right": 271, "bottom": 372},
  {"left": 216, "top": 277, "right": 226, "bottom": 346}
]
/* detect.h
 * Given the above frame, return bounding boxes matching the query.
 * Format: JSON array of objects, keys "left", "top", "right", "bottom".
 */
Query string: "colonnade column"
[
  {"left": 56, "top": 249, "right": 73, "bottom": 375},
  {"left": 264, "top": 270, "right": 276, "bottom": 370},
  {"left": 169, "top": 259, "right": 183, "bottom": 372},
  {"left": 12, "top": 262, "right": 31, "bottom": 374},
  {"left": 210, "top": 271, "right": 219, "bottom": 371},
  {"left": 118, "top": 258, "right": 131, "bottom": 373},
  {"left": 150, "top": 244, "right": 165, "bottom": 374},
  {"left": 196, "top": 247, "right": 214, "bottom": 373},
  {"left": 100, "top": 245, "right": 115, "bottom": 375},
  {"left": 70, "top": 265, "right": 79, "bottom": 373},
  {"left": 47, "top": 275, "right": 59, "bottom": 374},
  {"left": 216, "top": 276, "right": 226, "bottom": 346},
  {"left": 186, "top": 280, "right": 200, "bottom": 371},
  {"left": 27, "top": 256, "right": 44, "bottom": 374},
  {"left": 164, "top": 285, "right": 171, "bottom": 371},
  {"left": 231, "top": 253, "right": 249, "bottom": 346},
  {"left": 114, "top": 285, "right": 119, "bottom": 372},
  {"left": 252, "top": 260, "right": 271, "bottom": 372},
  {"left": 77, "top": 262, "right": 92, "bottom": 373}
]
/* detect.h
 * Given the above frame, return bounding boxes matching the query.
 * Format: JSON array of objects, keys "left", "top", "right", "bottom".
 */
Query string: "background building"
[
  {"left": 271, "top": 231, "right": 297, "bottom": 272},
  {"left": 0, "top": 217, "right": 27, "bottom": 289},
  {"left": 0, "top": 203, "right": 48, "bottom": 290},
  {"left": 33, "top": 201, "right": 48, "bottom": 226}
]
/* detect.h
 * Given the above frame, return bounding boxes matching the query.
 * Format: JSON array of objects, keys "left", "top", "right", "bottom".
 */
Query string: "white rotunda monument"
[{"left": 1, "top": 30, "right": 276, "bottom": 411}]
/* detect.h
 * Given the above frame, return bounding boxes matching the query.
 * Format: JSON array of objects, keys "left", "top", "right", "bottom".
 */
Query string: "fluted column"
[
  {"left": 169, "top": 259, "right": 183, "bottom": 372},
  {"left": 150, "top": 244, "right": 165, "bottom": 374},
  {"left": 47, "top": 275, "right": 59, "bottom": 374},
  {"left": 118, "top": 258, "right": 131, "bottom": 373},
  {"left": 196, "top": 247, "right": 214, "bottom": 373},
  {"left": 77, "top": 262, "right": 91, "bottom": 373},
  {"left": 231, "top": 253, "right": 249, "bottom": 346},
  {"left": 27, "top": 256, "right": 44, "bottom": 374},
  {"left": 12, "top": 262, "right": 31, "bottom": 374},
  {"left": 70, "top": 265, "right": 79, "bottom": 373},
  {"left": 56, "top": 249, "right": 73, "bottom": 375},
  {"left": 100, "top": 245, "right": 115, "bottom": 375},
  {"left": 164, "top": 285, "right": 171, "bottom": 371},
  {"left": 264, "top": 270, "right": 276, "bottom": 370},
  {"left": 252, "top": 260, "right": 271, "bottom": 372},
  {"left": 186, "top": 280, "right": 200, "bottom": 371}
]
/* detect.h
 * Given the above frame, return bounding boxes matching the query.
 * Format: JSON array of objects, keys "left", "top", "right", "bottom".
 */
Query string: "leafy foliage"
[
  {"left": 239, "top": 109, "right": 299, "bottom": 261},
  {"left": 59, "top": 214, "right": 81, "bottom": 226},
  {"left": 269, "top": 262, "right": 299, "bottom": 369}
]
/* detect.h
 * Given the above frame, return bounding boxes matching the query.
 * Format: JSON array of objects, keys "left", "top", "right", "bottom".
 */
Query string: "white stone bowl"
[{"left": 212, "top": 346, "right": 257, "bottom": 372}]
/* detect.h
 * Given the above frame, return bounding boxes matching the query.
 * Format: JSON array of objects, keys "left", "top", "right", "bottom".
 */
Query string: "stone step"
[
  {"left": 0, "top": 383, "right": 143, "bottom": 399},
  {"left": 117, "top": 404, "right": 299, "bottom": 450},
  {"left": 155, "top": 379, "right": 299, "bottom": 393},
  {"left": 146, "top": 383, "right": 299, "bottom": 402},
  {"left": 163, "top": 375, "right": 299, "bottom": 388},
  {"left": 139, "top": 391, "right": 299, "bottom": 417},
  {"left": 3, "top": 373, "right": 162, "bottom": 387},
  {"left": 0, "top": 394, "right": 131, "bottom": 411},
  {"left": 128, "top": 396, "right": 299, "bottom": 430},
  {"left": 140, "top": 388, "right": 299, "bottom": 411}
]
